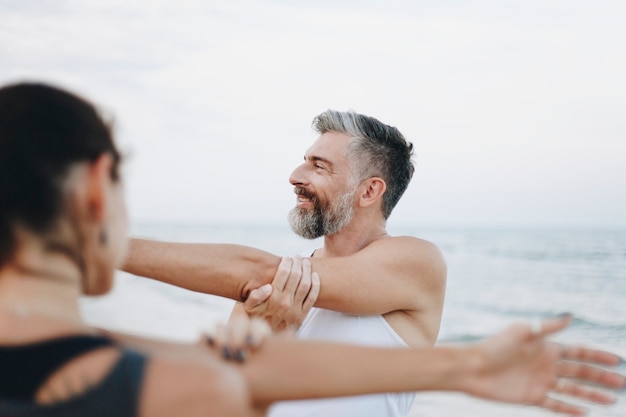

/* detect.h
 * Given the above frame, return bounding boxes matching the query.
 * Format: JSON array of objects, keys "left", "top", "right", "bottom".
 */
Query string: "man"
[{"left": 123, "top": 110, "right": 447, "bottom": 417}]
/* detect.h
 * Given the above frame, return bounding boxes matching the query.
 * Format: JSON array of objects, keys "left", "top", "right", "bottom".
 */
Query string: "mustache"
[{"left": 294, "top": 187, "right": 316, "bottom": 201}]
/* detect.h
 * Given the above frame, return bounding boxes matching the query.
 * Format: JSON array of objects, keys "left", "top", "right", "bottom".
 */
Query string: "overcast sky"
[{"left": 3, "top": 0, "right": 625, "bottom": 228}]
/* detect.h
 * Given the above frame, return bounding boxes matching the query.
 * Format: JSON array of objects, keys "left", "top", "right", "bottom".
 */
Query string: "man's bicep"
[{"left": 310, "top": 238, "right": 445, "bottom": 315}]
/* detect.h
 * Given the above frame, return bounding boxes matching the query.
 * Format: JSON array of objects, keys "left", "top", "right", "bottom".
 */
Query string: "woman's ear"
[
  {"left": 85, "top": 154, "right": 115, "bottom": 222},
  {"left": 357, "top": 177, "right": 386, "bottom": 208}
]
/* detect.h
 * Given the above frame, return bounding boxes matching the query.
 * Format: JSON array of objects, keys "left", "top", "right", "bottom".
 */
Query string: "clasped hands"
[
  {"left": 200, "top": 256, "right": 316, "bottom": 363},
  {"left": 243, "top": 256, "right": 320, "bottom": 332}
]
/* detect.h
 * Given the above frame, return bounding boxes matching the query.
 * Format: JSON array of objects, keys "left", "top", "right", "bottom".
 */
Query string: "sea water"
[{"left": 81, "top": 223, "right": 626, "bottom": 417}]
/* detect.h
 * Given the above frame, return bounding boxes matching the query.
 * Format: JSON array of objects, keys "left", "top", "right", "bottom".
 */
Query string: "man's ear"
[
  {"left": 357, "top": 177, "right": 386, "bottom": 208},
  {"left": 85, "top": 154, "right": 114, "bottom": 222}
]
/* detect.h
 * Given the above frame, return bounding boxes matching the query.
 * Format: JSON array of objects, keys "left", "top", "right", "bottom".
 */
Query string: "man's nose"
[{"left": 289, "top": 164, "right": 307, "bottom": 186}]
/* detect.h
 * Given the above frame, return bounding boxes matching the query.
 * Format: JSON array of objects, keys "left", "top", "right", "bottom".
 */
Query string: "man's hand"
[
  {"left": 244, "top": 256, "right": 320, "bottom": 332},
  {"left": 461, "top": 315, "right": 625, "bottom": 416}
]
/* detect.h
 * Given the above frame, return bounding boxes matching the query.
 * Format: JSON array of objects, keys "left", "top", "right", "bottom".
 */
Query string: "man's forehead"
[{"left": 304, "top": 131, "right": 353, "bottom": 159}]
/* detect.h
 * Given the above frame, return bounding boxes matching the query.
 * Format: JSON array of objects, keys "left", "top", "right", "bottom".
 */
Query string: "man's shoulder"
[
  {"left": 298, "top": 247, "right": 318, "bottom": 257},
  {"left": 369, "top": 235, "right": 443, "bottom": 257},
  {"left": 366, "top": 235, "right": 446, "bottom": 284}
]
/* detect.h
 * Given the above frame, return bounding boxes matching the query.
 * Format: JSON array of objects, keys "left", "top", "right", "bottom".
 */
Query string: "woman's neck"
[{"left": 0, "top": 239, "right": 85, "bottom": 329}]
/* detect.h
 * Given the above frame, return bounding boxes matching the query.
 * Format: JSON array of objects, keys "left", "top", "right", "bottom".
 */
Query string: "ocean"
[{"left": 81, "top": 223, "right": 626, "bottom": 417}]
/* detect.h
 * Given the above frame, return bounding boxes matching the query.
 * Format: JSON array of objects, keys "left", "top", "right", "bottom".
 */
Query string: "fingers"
[
  {"left": 560, "top": 343, "right": 623, "bottom": 367},
  {"left": 552, "top": 379, "right": 617, "bottom": 405},
  {"left": 245, "top": 318, "right": 272, "bottom": 348},
  {"left": 293, "top": 257, "right": 312, "bottom": 306},
  {"left": 539, "top": 396, "right": 587, "bottom": 416},
  {"left": 244, "top": 256, "right": 317, "bottom": 331},
  {"left": 534, "top": 314, "right": 572, "bottom": 338},
  {"left": 557, "top": 360, "right": 626, "bottom": 390},
  {"left": 537, "top": 331, "right": 625, "bottom": 414},
  {"left": 284, "top": 256, "right": 303, "bottom": 295},
  {"left": 206, "top": 317, "right": 272, "bottom": 362},
  {"left": 210, "top": 319, "right": 247, "bottom": 362},
  {"left": 244, "top": 284, "right": 273, "bottom": 310},
  {"left": 539, "top": 377, "right": 621, "bottom": 416},
  {"left": 302, "top": 271, "right": 320, "bottom": 313},
  {"left": 272, "top": 257, "right": 293, "bottom": 292}
]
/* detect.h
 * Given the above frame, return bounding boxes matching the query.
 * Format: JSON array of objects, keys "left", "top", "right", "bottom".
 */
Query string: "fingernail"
[
  {"left": 234, "top": 349, "right": 246, "bottom": 363},
  {"left": 222, "top": 347, "right": 233, "bottom": 360},
  {"left": 260, "top": 284, "right": 272, "bottom": 295},
  {"left": 245, "top": 334, "right": 256, "bottom": 346}
]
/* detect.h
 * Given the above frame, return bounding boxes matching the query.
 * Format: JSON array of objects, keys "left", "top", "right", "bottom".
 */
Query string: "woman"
[{"left": 0, "top": 82, "right": 623, "bottom": 417}]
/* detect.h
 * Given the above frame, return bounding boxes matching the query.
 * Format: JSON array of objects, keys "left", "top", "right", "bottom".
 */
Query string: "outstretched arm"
[
  {"left": 122, "top": 238, "right": 280, "bottom": 302},
  {"left": 113, "top": 315, "right": 624, "bottom": 416},
  {"left": 122, "top": 236, "right": 445, "bottom": 316},
  {"left": 235, "top": 315, "right": 624, "bottom": 416}
]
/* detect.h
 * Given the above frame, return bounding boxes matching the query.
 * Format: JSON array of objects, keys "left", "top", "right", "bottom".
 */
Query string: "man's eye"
[{"left": 315, "top": 164, "right": 325, "bottom": 170}]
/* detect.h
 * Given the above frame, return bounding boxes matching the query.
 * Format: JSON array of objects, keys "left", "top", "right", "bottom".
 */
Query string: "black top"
[
  {"left": 0, "top": 335, "right": 114, "bottom": 400},
  {"left": 0, "top": 335, "right": 147, "bottom": 417}
]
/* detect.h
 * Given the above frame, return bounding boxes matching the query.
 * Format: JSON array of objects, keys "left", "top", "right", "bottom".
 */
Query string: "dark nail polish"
[
  {"left": 222, "top": 347, "right": 232, "bottom": 360},
  {"left": 235, "top": 349, "right": 246, "bottom": 363}
]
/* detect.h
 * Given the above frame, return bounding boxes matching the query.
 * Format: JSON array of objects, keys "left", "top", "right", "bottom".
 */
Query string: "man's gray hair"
[{"left": 312, "top": 110, "right": 415, "bottom": 219}]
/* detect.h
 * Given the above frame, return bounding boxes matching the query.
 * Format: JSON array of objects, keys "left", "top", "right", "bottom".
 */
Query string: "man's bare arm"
[
  {"left": 308, "top": 236, "right": 446, "bottom": 315},
  {"left": 122, "top": 236, "right": 445, "bottom": 316},
  {"left": 122, "top": 238, "right": 280, "bottom": 302}
]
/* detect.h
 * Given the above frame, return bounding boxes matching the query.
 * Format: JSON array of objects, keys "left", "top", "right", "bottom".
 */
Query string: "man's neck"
[{"left": 320, "top": 218, "right": 388, "bottom": 258}]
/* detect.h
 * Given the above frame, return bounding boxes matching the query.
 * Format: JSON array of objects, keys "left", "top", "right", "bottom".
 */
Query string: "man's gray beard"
[{"left": 288, "top": 189, "right": 355, "bottom": 239}]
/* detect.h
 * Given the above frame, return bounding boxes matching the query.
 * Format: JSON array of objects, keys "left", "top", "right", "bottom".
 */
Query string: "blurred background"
[{"left": 2, "top": 0, "right": 625, "bottom": 229}]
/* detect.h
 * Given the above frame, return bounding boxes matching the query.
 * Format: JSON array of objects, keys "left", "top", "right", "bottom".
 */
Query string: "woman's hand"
[
  {"left": 203, "top": 317, "right": 272, "bottom": 363},
  {"left": 460, "top": 315, "right": 625, "bottom": 415}
]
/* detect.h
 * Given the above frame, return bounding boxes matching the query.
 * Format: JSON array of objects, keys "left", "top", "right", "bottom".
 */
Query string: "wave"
[
  {"left": 463, "top": 303, "right": 626, "bottom": 330},
  {"left": 424, "top": 229, "right": 626, "bottom": 265}
]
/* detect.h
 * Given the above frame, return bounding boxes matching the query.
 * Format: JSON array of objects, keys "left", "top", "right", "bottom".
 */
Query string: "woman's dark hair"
[{"left": 0, "top": 82, "right": 121, "bottom": 266}]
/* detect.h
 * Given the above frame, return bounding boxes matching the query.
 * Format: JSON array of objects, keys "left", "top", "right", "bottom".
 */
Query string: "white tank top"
[{"left": 268, "top": 307, "right": 416, "bottom": 417}]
